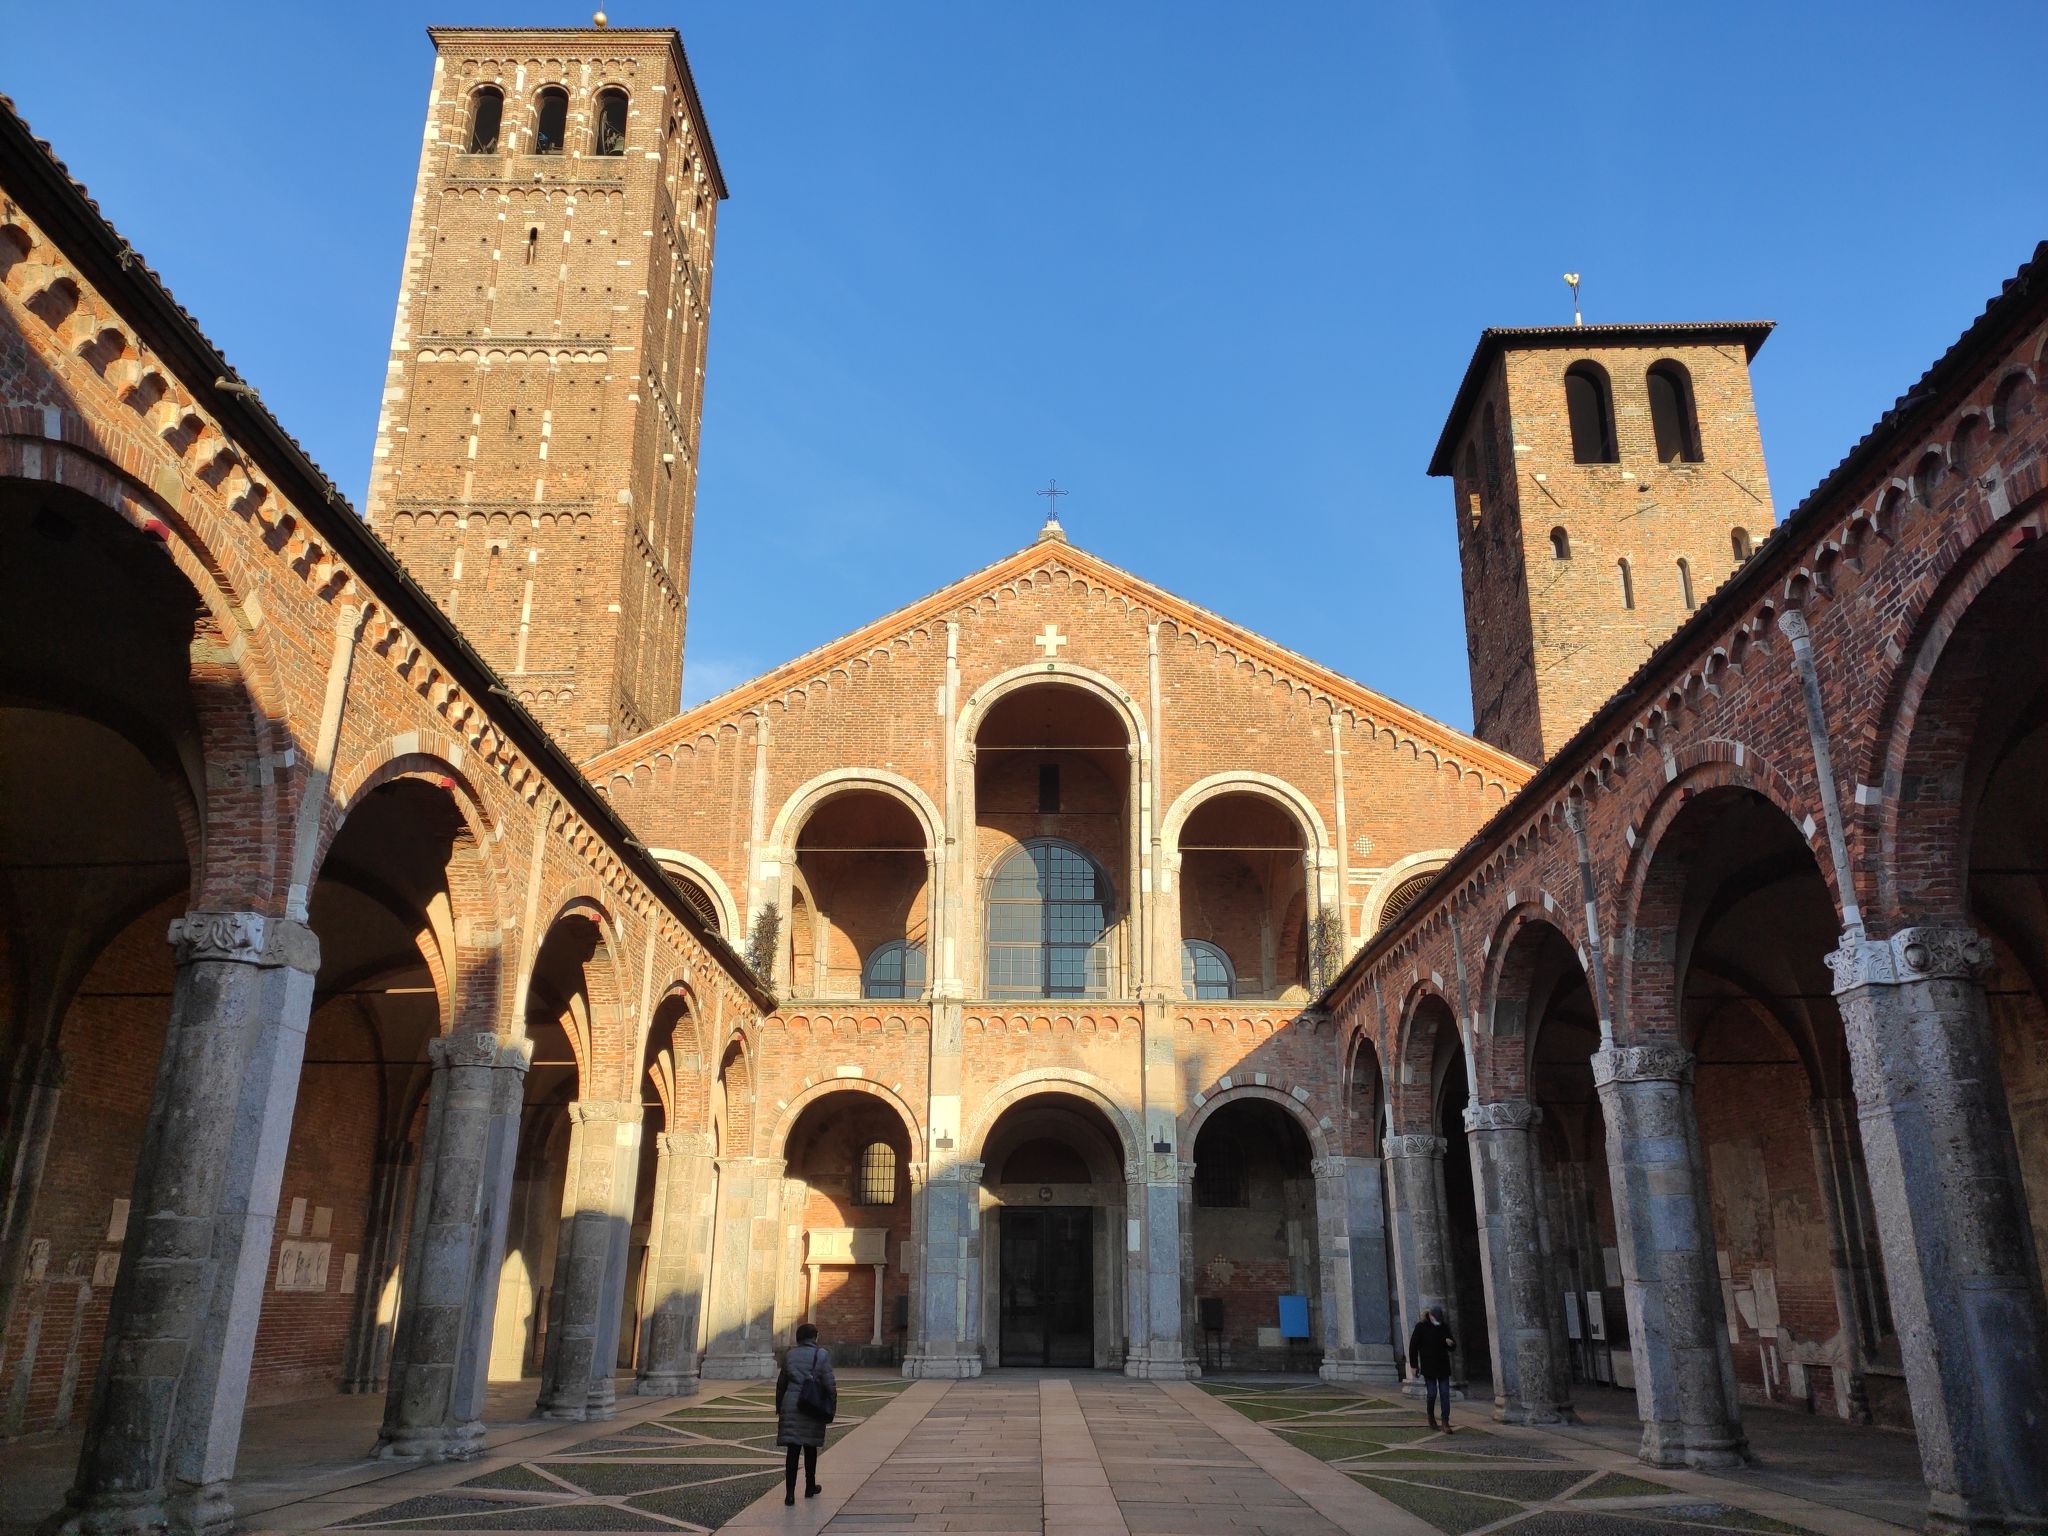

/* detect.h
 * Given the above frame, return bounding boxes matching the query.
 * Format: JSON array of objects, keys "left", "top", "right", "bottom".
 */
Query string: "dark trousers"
[
  {"left": 784, "top": 1443, "right": 818, "bottom": 1496},
  {"left": 1423, "top": 1374, "right": 1452, "bottom": 1423}
]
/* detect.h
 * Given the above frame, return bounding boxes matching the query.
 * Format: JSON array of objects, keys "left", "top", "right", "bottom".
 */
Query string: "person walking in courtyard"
[
  {"left": 1409, "top": 1304, "right": 1457, "bottom": 1432},
  {"left": 776, "top": 1323, "right": 837, "bottom": 1505}
]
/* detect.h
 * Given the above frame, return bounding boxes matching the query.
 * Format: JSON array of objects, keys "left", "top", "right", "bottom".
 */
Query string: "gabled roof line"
[{"left": 589, "top": 535, "right": 1531, "bottom": 786}]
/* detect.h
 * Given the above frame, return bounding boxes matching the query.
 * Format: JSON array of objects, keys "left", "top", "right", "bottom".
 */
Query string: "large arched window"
[
  {"left": 534, "top": 87, "right": 569, "bottom": 155},
  {"left": 862, "top": 939, "right": 926, "bottom": 1000},
  {"left": 986, "top": 840, "right": 1110, "bottom": 999},
  {"left": 467, "top": 87, "right": 503, "bottom": 153},
  {"left": 1181, "top": 940, "right": 1235, "bottom": 1001},
  {"left": 1647, "top": 361, "right": 1703, "bottom": 463},
  {"left": 593, "top": 89, "right": 628, "bottom": 155},
  {"left": 1564, "top": 362, "right": 1619, "bottom": 464}
]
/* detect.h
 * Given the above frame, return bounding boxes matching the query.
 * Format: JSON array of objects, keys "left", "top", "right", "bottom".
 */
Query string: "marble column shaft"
[
  {"left": 1465, "top": 1100, "right": 1566, "bottom": 1424},
  {"left": 636, "top": 1131, "right": 712, "bottom": 1395},
  {"left": 1383, "top": 1132, "right": 1455, "bottom": 1386},
  {"left": 700, "top": 1156, "right": 783, "bottom": 1378},
  {"left": 536, "top": 1099, "right": 641, "bottom": 1420},
  {"left": 342, "top": 1139, "right": 416, "bottom": 1394},
  {"left": 1313, "top": 1155, "right": 1400, "bottom": 1384},
  {"left": 1592, "top": 1043, "right": 1746, "bottom": 1470},
  {"left": 376, "top": 1031, "right": 530, "bottom": 1461},
  {"left": 58, "top": 910, "right": 318, "bottom": 1536},
  {"left": 904, "top": 1157, "right": 983, "bottom": 1378},
  {"left": 1828, "top": 925, "right": 2048, "bottom": 1533}
]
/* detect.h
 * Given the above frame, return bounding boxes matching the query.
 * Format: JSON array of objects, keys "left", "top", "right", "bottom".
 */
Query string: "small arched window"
[
  {"left": 1731, "top": 526, "right": 1753, "bottom": 562},
  {"left": 594, "top": 89, "right": 628, "bottom": 155},
  {"left": 1564, "top": 362, "right": 1619, "bottom": 464},
  {"left": 467, "top": 87, "right": 503, "bottom": 153},
  {"left": 1181, "top": 940, "right": 1235, "bottom": 1001},
  {"left": 534, "top": 88, "right": 569, "bottom": 155},
  {"left": 1461, "top": 445, "right": 1482, "bottom": 528},
  {"left": 1647, "top": 361, "right": 1702, "bottom": 464},
  {"left": 1550, "top": 526, "right": 1571, "bottom": 560},
  {"left": 862, "top": 940, "right": 926, "bottom": 1000},
  {"left": 853, "top": 1142, "right": 897, "bottom": 1206},
  {"left": 1618, "top": 557, "right": 1635, "bottom": 609},
  {"left": 1677, "top": 557, "right": 1697, "bottom": 610}
]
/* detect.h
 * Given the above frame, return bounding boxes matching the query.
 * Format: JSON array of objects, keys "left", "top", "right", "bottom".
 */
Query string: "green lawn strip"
[
  {"left": 1349, "top": 1475, "right": 1524, "bottom": 1535},
  {"left": 527, "top": 1461, "right": 739, "bottom": 1496},
  {"left": 458, "top": 1465, "right": 573, "bottom": 1495},
  {"left": 1357, "top": 1468, "right": 1588, "bottom": 1501},
  {"left": 1348, "top": 1447, "right": 1490, "bottom": 1465},
  {"left": 374, "top": 1505, "right": 679, "bottom": 1530},
  {"left": 338, "top": 1495, "right": 530, "bottom": 1526},
  {"left": 628, "top": 1471, "right": 785, "bottom": 1528},
  {"left": 1651, "top": 1504, "right": 1816, "bottom": 1534},
  {"left": 1571, "top": 1472, "right": 1681, "bottom": 1500},
  {"left": 621, "top": 1442, "right": 779, "bottom": 1461}
]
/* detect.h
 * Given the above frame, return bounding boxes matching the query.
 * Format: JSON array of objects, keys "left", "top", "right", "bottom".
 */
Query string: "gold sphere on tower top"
[{"left": 592, "top": 10, "right": 608, "bottom": 27}]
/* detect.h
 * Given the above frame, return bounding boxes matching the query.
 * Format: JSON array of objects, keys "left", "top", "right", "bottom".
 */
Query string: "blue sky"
[{"left": 8, "top": 3, "right": 2043, "bottom": 727}]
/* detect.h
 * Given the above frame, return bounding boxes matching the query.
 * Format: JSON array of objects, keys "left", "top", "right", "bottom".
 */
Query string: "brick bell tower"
[
  {"left": 1431, "top": 322, "right": 1776, "bottom": 763},
  {"left": 367, "top": 24, "right": 725, "bottom": 752}
]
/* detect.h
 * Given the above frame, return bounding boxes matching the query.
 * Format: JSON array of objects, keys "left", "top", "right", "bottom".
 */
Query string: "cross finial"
[{"left": 1036, "top": 479, "right": 1069, "bottom": 543}]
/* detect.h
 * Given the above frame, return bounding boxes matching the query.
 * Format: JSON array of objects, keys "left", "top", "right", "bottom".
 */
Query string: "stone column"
[
  {"left": 904, "top": 1156, "right": 984, "bottom": 1377},
  {"left": 1126, "top": 1153, "right": 1197, "bottom": 1378},
  {"left": 1807, "top": 1095, "right": 1883, "bottom": 1421},
  {"left": 1534, "top": 1160, "right": 1578, "bottom": 1416},
  {"left": 1382, "top": 1132, "right": 1453, "bottom": 1389},
  {"left": 1313, "top": 1155, "right": 1400, "bottom": 1384},
  {"left": 536, "top": 1099, "right": 640, "bottom": 1420},
  {"left": 377, "top": 1031, "right": 530, "bottom": 1461},
  {"left": 1828, "top": 926, "right": 2048, "bottom": 1533},
  {"left": 1592, "top": 1043, "right": 1746, "bottom": 1469},
  {"left": 700, "top": 1156, "right": 783, "bottom": 1377},
  {"left": 0, "top": 1046, "right": 64, "bottom": 1362},
  {"left": 636, "top": 1131, "right": 711, "bottom": 1395},
  {"left": 55, "top": 910, "right": 319, "bottom": 1536},
  {"left": 342, "top": 1138, "right": 416, "bottom": 1394},
  {"left": 1465, "top": 1101, "right": 1566, "bottom": 1423}
]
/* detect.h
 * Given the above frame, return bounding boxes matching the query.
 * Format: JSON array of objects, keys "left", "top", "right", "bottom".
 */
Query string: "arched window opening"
[
  {"left": 1181, "top": 940, "right": 1235, "bottom": 1001},
  {"left": 1647, "top": 361, "right": 1703, "bottom": 464},
  {"left": 1461, "top": 444, "right": 1482, "bottom": 528},
  {"left": 1564, "top": 362, "right": 1618, "bottom": 464},
  {"left": 1913, "top": 452, "right": 1946, "bottom": 508},
  {"left": 1678, "top": 557, "right": 1697, "bottom": 610},
  {"left": 1550, "top": 525, "right": 1571, "bottom": 560},
  {"left": 1618, "top": 556, "right": 1635, "bottom": 609},
  {"left": 986, "top": 841, "right": 1111, "bottom": 1000},
  {"left": 1375, "top": 869, "right": 1437, "bottom": 935},
  {"left": 525, "top": 226, "right": 539, "bottom": 266},
  {"left": 467, "top": 87, "right": 503, "bottom": 153},
  {"left": 853, "top": 1141, "right": 897, "bottom": 1206},
  {"left": 862, "top": 939, "right": 926, "bottom": 1000},
  {"left": 534, "top": 88, "right": 568, "bottom": 155},
  {"left": 1731, "top": 526, "right": 1753, "bottom": 562},
  {"left": 594, "top": 89, "right": 628, "bottom": 155}
]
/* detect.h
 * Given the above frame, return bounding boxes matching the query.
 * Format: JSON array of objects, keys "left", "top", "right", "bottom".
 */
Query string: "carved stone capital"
[
  {"left": 1591, "top": 1043, "right": 1694, "bottom": 1087},
  {"left": 569, "top": 1097, "right": 640, "bottom": 1125},
  {"left": 1382, "top": 1133, "right": 1448, "bottom": 1160},
  {"left": 657, "top": 1130, "right": 713, "bottom": 1159},
  {"left": 1310, "top": 1155, "right": 1367, "bottom": 1180},
  {"left": 1777, "top": 607, "right": 1813, "bottom": 645},
  {"left": 1464, "top": 1099, "right": 1541, "bottom": 1133},
  {"left": 168, "top": 909, "right": 319, "bottom": 972},
  {"left": 1826, "top": 924, "right": 1993, "bottom": 993},
  {"left": 429, "top": 1029, "right": 507, "bottom": 1070}
]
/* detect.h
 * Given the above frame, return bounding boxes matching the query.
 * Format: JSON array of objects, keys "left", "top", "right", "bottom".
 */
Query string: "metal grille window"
[
  {"left": 862, "top": 940, "right": 926, "bottom": 1000},
  {"left": 1194, "top": 1148, "right": 1249, "bottom": 1208},
  {"left": 1181, "top": 940, "right": 1235, "bottom": 1001},
  {"left": 986, "top": 841, "right": 1110, "bottom": 999},
  {"left": 854, "top": 1142, "right": 896, "bottom": 1206}
]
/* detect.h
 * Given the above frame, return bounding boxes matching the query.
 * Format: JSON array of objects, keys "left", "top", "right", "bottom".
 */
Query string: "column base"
[
  {"left": 372, "top": 1420, "right": 485, "bottom": 1462},
  {"left": 42, "top": 1490, "right": 181, "bottom": 1536},
  {"left": 634, "top": 1371, "right": 701, "bottom": 1397},
  {"left": 1637, "top": 1421, "right": 1749, "bottom": 1470},
  {"left": 1495, "top": 1401, "right": 1570, "bottom": 1426},
  {"left": 901, "top": 1352, "right": 982, "bottom": 1379},
  {"left": 1319, "top": 1358, "right": 1401, "bottom": 1386},
  {"left": 1924, "top": 1493, "right": 2048, "bottom": 1536},
  {"left": 1123, "top": 1356, "right": 1201, "bottom": 1380},
  {"left": 700, "top": 1352, "right": 776, "bottom": 1380}
]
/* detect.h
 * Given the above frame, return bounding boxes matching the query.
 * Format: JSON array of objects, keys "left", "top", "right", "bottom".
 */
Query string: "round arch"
[
  {"left": 1479, "top": 903, "right": 1589, "bottom": 1102},
  {"left": 318, "top": 740, "right": 508, "bottom": 911},
  {"left": 1361, "top": 850, "right": 1458, "bottom": 938},
  {"left": 768, "top": 1077, "right": 926, "bottom": 1163},
  {"left": 1179, "top": 1082, "right": 1328, "bottom": 1162},
  {"left": 647, "top": 848, "right": 741, "bottom": 938},
  {"left": 964, "top": 1068, "right": 1143, "bottom": 1169},
  {"left": 765, "top": 766, "right": 943, "bottom": 863},
  {"left": 1160, "top": 771, "right": 1330, "bottom": 859},
  {"left": 1392, "top": 980, "right": 1462, "bottom": 1133},
  {"left": 955, "top": 662, "right": 1150, "bottom": 763}
]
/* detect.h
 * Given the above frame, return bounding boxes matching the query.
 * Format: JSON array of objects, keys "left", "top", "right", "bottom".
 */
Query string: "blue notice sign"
[{"left": 1277, "top": 1294, "right": 1311, "bottom": 1339}]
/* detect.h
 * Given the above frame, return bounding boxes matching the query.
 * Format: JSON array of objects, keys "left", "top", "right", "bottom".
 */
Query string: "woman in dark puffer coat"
[{"left": 775, "top": 1323, "right": 836, "bottom": 1505}]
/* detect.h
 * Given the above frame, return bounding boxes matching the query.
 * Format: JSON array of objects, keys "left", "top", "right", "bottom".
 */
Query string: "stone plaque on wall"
[{"left": 276, "top": 1239, "right": 331, "bottom": 1292}]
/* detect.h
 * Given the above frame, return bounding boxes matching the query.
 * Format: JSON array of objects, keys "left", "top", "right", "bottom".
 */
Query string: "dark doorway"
[{"left": 998, "top": 1207, "right": 1093, "bottom": 1366}]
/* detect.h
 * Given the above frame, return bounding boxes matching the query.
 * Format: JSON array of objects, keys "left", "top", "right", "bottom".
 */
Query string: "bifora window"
[
  {"left": 1181, "top": 939, "right": 1235, "bottom": 1000},
  {"left": 862, "top": 939, "right": 926, "bottom": 1000},
  {"left": 985, "top": 840, "right": 1110, "bottom": 999},
  {"left": 854, "top": 1142, "right": 896, "bottom": 1206}
]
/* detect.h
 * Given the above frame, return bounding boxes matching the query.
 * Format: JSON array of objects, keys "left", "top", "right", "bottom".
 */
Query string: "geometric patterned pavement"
[{"left": 1199, "top": 1382, "right": 1823, "bottom": 1535}]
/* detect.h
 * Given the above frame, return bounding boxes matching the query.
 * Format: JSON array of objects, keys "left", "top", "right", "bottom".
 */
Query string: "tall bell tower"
[
  {"left": 367, "top": 24, "right": 724, "bottom": 752},
  {"left": 1432, "top": 322, "right": 1776, "bottom": 763}
]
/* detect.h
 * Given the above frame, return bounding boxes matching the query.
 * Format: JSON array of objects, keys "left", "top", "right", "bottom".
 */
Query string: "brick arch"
[
  {"left": 714, "top": 1029, "right": 755, "bottom": 1157},
  {"left": 642, "top": 982, "right": 708, "bottom": 1133},
  {"left": 523, "top": 886, "right": 633, "bottom": 1094},
  {"left": 319, "top": 735, "right": 506, "bottom": 899},
  {"left": 1342, "top": 1027, "right": 1388, "bottom": 1154},
  {"left": 645, "top": 848, "right": 740, "bottom": 938},
  {"left": 955, "top": 661, "right": 1151, "bottom": 762},
  {"left": 1866, "top": 489, "right": 2048, "bottom": 928},
  {"left": 1391, "top": 978, "right": 1459, "bottom": 1134},
  {"left": 1179, "top": 1082, "right": 1328, "bottom": 1162},
  {"left": 964, "top": 1068, "right": 1143, "bottom": 1170},
  {"left": 768, "top": 1078, "right": 926, "bottom": 1164},
  {"left": 0, "top": 440, "right": 290, "bottom": 911},
  {"left": 766, "top": 766, "right": 943, "bottom": 860},
  {"left": 1618, "top": 754, "right": 1836, "bottom": 1046},
  {"left": 1477, "top": 902, "right": 1583, "bottom": 1102},
  {"left": 1160, "top": 771, "right": 1330, "bottom": 859}
]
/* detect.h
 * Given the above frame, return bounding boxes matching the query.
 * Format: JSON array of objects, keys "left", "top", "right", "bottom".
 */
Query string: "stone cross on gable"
[{"left": 1035, "top": 624, "right": 1067, "bottom": 658}]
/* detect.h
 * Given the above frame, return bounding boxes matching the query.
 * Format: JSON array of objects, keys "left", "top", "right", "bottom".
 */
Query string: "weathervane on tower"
[{"left": 1037, "top": 479, "right": 1069, "bottom": 543}]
